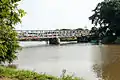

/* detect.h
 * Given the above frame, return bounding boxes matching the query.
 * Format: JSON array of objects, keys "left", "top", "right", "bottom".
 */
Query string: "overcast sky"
[{"left": 16, "top": 0, "right": 103, "bottom": 30}]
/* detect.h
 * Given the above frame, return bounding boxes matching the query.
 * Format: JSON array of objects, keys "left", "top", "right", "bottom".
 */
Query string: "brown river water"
[{"left": 14, "top": 41, "right": 120, "bottom": 80}]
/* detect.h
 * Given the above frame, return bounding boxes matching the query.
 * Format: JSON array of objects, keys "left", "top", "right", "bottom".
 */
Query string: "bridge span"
[{"left": 17, "top": 29, "right": 90, "bottom": 45}]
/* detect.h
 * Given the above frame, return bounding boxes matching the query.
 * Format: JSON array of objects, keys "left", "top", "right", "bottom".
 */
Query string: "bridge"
[{"left": 17, "top": 29, "right": 90, "bottom": 45}]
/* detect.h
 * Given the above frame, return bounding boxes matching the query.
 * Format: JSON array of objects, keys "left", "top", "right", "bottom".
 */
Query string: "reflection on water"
[
  {"left": 92, "top": 45, "right": 120, "bottom": 80},
  {"left": 15, "top": 42, "right": 120, "bottom": 80}
]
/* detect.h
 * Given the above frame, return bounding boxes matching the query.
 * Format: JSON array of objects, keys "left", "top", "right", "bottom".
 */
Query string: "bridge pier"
[
  {"left": 49, "top": 38, "right": 60, "bottom": 45},
  {"left": 77, "top": 36, "right": 89, "bottom": 43}
]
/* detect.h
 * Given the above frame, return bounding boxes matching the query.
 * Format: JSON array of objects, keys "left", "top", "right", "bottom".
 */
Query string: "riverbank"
[{"left": 0, "top": 66, "right": 83, "bottom": 80}]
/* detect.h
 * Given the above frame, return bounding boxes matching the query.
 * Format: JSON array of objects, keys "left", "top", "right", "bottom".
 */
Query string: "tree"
[
  {"left": 0, "top": 0, "right": 26, "bottom": 64},
  {"left": 89, "top": 27, "right": 99, "bottom": 41},
  {"left": 89, "top": 0, "right": 120, "bottom": 43},
  {"left": 75, "top": 28, "right": 84, "bottom": 31},
  {"left": 90, "top": 27, "right": 98, "bottom": 34}
]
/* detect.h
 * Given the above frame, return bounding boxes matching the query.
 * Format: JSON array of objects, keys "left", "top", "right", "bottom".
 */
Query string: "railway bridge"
[{"left": 17, "top": 29, "right": 90, "bottom": 45}]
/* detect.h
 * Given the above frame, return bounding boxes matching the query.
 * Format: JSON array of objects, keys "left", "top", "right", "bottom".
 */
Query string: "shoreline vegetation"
[{"left": 0, "top": 65, "right": 84, "bottom": 80}]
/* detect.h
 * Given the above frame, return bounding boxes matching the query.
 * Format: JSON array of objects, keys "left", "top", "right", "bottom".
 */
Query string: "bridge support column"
[
  {"left": 49, "top": 38, "right": 60, "bottom": 45},
  {"left": 77, "top": 37, "right": 82, "bottom": 43},
  {"left": 77, "top": 36, "right": 89, "bottom": 43}
]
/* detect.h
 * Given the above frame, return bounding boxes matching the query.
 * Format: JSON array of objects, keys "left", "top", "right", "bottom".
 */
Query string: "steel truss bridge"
[{"left": 17, "top": 29, "right": 90, "bottom": 40}]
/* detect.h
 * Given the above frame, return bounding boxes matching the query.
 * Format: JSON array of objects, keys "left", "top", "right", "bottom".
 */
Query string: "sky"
[{"left": 16, "top": 0, "right": 103, "bottom": 30}]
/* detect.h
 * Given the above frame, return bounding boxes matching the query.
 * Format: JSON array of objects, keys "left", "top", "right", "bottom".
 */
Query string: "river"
[{"left": 14, "top": 41, "right": 120, "bottom": 80}]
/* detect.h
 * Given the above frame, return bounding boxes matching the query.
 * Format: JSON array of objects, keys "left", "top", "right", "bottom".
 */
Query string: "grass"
[{"left": 0, "top": 66, "right": 84, "bottom": 80}]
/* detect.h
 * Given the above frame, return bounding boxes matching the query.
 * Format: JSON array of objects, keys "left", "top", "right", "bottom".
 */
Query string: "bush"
[{"left": 0, "top": 66, "right": 84, "bottom": 80}]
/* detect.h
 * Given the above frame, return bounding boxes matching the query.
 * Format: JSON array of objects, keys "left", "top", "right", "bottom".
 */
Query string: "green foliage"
[
  {"left": 89, "top": 0, "right": 120, "bottom": 43},
  {"left": 0, "top": 66, "right": 83, "bottom": 80},
  {"left": 0, "top": 0, "right": 26, "bottom": 63},
  {"left": 89, "top": 27, "right": 99, "bottom": 40},
  {"left": 60, "top": 70, "right": 83, "bottom": 80}
]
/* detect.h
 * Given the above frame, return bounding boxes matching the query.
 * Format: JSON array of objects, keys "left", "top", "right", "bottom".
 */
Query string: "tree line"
[{"left": 89, "top": 0, "right": 120, "bottom": 44}]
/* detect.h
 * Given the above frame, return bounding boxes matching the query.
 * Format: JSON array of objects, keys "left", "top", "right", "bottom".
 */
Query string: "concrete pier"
[
  {"left": 77, "top": 36, "right": 89, "bottom": 43},
  {"left": 49, "top": 38, "right": 60, "bottom": 45}
]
